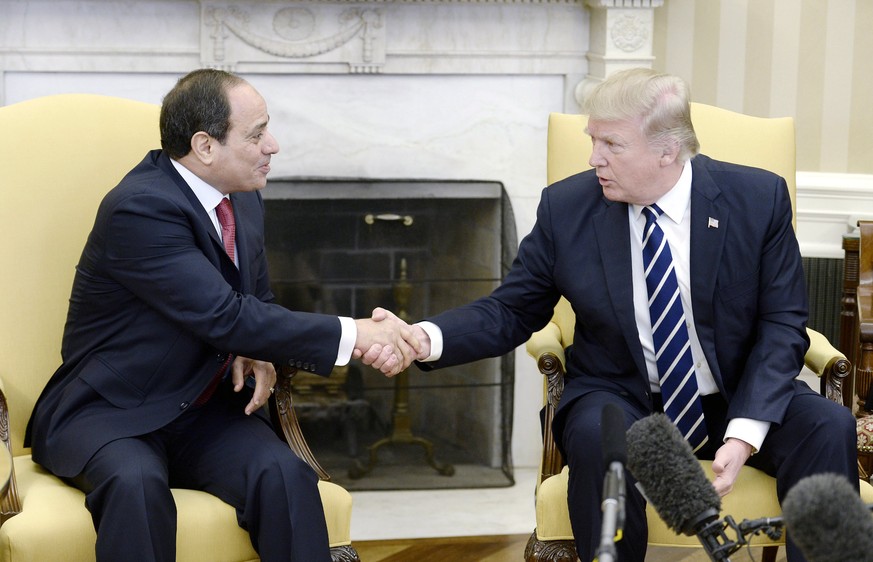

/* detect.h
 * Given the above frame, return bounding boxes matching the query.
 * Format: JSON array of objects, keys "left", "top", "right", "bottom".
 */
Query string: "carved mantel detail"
[
  {"left": 610, "top": 12, "right": 649, "bottom": 53},
  {"left": 575, "top": 0, "right": 664, "bottom": 107},
  {"left": 202, "top": 3, "right": 386, "bottom": 73}
]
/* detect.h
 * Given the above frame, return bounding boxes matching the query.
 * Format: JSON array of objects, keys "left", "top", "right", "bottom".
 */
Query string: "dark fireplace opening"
[{"left": 263, "top": 179, "right": 517, "bottom": 490}]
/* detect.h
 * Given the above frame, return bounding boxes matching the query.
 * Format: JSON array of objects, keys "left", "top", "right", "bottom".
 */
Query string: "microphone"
[
  {"left": 626, "top": 413, "right": 721, "bottom": 534},
  {"left": 595, "top": 403, "right": 627, "bottom": 562},
  {"left": 627, "top": 414, "right": 735, "bottom": 561},
  {"left": 782, "top": 473, "right": 873, "bottom": 562}
]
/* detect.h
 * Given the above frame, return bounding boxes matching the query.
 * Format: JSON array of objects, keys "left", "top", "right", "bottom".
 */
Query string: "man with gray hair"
[{"left": 386, "top": 68, "right": 857, "bottom": 561}]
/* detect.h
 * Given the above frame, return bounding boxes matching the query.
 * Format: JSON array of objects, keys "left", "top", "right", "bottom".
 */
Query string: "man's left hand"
[
  {"left": 230, "top": 356, "right": 277, "bottom": 415},
  {"left": 710, "top": 437, "right": 754, "bottom": 497}
]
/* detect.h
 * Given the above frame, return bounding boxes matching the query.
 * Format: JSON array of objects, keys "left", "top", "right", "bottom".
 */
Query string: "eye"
[{"left": 607, "top": 140, "right": 626, "bottom": 153}]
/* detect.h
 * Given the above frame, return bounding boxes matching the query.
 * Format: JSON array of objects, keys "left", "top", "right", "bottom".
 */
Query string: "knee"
[
  {"left": 250, "top": 448, "right": 318, "bottom": 492},
  {"left": 819, "top": 401, "right": 855, "bottom": 438},
  {"left": 832, "top": 405, "right": 858, "bottom": 449},
  {"left": 561, "top": 420, "right": 600, "bottom": 467},
  {"left": 99, "top": 460, "right": 168, "bottom": 499},
  {"left": 800, "top": 400, "right": 857, "bottom": 453},
  {"left": 83, "top": 459, "right": 171, "bottom": 519}
]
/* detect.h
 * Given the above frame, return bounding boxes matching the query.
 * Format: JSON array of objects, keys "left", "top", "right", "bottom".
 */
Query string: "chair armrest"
[
  {"left": 526, "top": 322, "right": 565, "bottom": 375},
  {"left": 805, "top": 328, "right": 849, "bottom": 376},
  {"left": 0, "top": 376, "right": 22, "bottom": 522},
  {"left": 805, "top": 328, "right": 853, "bottom": 408},
  {"left": 270, "top": 366, "right": 330, "bottom": 481},
  {"left": 526, "top": 322, "right": 568, "bottom": 483}
]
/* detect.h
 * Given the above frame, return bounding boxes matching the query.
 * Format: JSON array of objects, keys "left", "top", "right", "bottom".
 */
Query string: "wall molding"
[{"left": 797, "top": 171, "right": 873, "bottom": 258}]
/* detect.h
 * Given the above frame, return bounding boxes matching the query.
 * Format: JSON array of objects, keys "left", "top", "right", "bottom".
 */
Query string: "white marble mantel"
[{"left": 1, "top": 0, "right": 865, "bottom": 470}]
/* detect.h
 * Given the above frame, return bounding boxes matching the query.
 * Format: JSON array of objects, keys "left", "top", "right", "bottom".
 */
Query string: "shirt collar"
[
  {"left": 632, "top": 160, "right": 693, "bottom": 224},
  {"left": 170, "top": 159, "right": 228, "bottom": 213}
]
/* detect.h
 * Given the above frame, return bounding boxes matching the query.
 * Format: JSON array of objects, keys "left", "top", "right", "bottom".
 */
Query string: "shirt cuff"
[
  {"left": 335, "top": 316, "right": 356, "bottom": 366},
  {"left": 724, "top": 418, "right": 770, "bottom": 454},
  {"left": 416, "top": 321, "right": 443, "bottom": 362}
]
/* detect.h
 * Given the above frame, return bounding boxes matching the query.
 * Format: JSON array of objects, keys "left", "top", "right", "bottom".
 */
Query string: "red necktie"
[
  {"left": 194, "top": 198, "right": 236, "bottom": 406},
  {"left": 215, "top": 198, "right": 236, "bottom": 262}
]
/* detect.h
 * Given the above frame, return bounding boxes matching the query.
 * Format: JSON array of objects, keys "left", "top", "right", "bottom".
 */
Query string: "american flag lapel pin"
[{"left": 708, "top": 217, "right": 719, "bottom": 229}]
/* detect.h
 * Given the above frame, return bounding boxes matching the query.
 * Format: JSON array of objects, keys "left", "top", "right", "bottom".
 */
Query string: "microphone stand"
[
  {"left": 695, "top": 514, "right": 784, "bottom": 562},
  {"left": 594, "top": 461, "right": 625, "bottom": 562}
]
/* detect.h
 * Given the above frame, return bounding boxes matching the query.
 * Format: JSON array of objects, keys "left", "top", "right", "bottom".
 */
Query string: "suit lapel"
[
  {"left": 689, "top": 156, "right": 728, "bottom": 383},
  {"left": 594, "top": 200, "right": 649, "bottom": 379},
  {"left": 156, "top": 153, "right": 242, "bottom": 289}
]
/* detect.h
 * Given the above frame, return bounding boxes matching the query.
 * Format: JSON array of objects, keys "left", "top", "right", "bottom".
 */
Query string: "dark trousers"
[
  {"left": 559, "top": 383, "right": 859, "bottom": 562},
  {"left": 70, "top": 383, "right": 331, "bottom": 562}
]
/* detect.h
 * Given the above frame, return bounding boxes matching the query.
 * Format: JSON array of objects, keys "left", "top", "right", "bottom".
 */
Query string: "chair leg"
[
  {"left": 524, "top": 530, "right": 578, "bottom": 562},
  {"left": 761, "top": 545, "right": 778, "bottom": 562},
  {"left": 330, "top": 545, "right": 361, "bottom": 562}
]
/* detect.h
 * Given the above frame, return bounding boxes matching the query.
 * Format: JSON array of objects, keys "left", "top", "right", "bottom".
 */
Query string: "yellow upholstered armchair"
[
  {"left": 524, "top": 104, "right": 873, "bottom": 562},
  {"left": 0, "top": 94, "right": 358, "bottom": 561}
]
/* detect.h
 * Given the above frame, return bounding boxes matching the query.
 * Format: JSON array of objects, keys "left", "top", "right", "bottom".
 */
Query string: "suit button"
[
  {"left": 302, "top": 362, "right": 310, "bottom": 371},
  {"left": 217, "top": 353, "right": 227, "bottom": 363},
  {"left": 295, "top": 360, "right": 303, "bottom": 368},
  {"left": 180, "top": 402, "right": 190, "bottom": 410},
  {"left": 288, "top": 359, "right": 296, "bottom": 367},
  {"left": 310, "top": 363, "right": 316, "bottom": 372}
]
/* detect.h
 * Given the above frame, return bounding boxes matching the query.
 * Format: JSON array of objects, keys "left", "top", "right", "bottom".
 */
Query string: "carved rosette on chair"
[
  {"left": 327, "top": 545, "right": 361, "bottom": 562},
  {"left": 523, "top": 533, "right": 577, "bottom": 562}
]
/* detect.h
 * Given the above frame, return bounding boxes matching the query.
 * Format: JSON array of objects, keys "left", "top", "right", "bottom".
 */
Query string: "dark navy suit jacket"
[
  {"left": 27, "top": 150, "right": 341, "bottom": 478},
  {"left": 420, "top": 154, "right": 809, "bottom": 444}
]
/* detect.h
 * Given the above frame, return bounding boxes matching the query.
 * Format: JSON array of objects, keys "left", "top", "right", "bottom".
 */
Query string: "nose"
[
  {"left": 263, "top": 130, "right": 280, "bottom": 155},
  {"left": 589, "top": 142, "right": 606, "bottom": 168}
]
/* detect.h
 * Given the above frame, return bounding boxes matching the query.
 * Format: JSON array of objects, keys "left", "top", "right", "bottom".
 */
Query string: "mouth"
[{"left": 258, "top": 162, "right": 271, "bottom": 175}]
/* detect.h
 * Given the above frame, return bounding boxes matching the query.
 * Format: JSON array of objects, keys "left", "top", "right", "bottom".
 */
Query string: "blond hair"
[{"left": 584, "top": 68, "right": 700, "bottom": 162}]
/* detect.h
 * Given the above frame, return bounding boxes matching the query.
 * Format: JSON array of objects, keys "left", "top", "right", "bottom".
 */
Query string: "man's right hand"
[{"left": 353, "top": 309, "right": 422, "bottom": 376}]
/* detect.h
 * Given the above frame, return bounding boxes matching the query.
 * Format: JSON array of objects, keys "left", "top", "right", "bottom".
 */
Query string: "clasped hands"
[
  {"left": 353, "top": 307, "right": 431, "bottom": 377},
  {"left": 231, "top": 307, "right": 427, "bottom": 416}
]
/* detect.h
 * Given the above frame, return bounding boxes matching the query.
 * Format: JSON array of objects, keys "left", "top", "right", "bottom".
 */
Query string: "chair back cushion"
[
  {"left": 547, "top": 103, "right": 796, "bottom": 219},
  {"left": 0, "top": 94, "right": 160, "bottom": 455}
]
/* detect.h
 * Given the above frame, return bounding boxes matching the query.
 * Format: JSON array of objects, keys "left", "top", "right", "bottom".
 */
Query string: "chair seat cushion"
[
  {"left": 535, "top": 464, "right": 873, "bottom": 547},
  {"left": 0, "top": 455, "right": 352, "bottom": 562}
]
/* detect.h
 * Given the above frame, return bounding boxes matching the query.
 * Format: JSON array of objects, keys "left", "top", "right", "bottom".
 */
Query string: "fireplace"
[{"left": 263, "top": 179, "right": 517, "bottom": 490}]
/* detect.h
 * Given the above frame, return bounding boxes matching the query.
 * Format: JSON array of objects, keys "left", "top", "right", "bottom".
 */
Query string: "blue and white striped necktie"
[{"left": 642, "top": 204, "right": 708, "bottom": 451}]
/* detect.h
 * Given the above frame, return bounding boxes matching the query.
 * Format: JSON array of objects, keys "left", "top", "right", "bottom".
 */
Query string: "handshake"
[{"left": 352, "top": 307, "right": 431, "bottom": 377}]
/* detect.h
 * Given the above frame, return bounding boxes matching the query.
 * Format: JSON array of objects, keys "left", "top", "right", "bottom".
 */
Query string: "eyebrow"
[
  {"left": 246, "top": 116, "right": 270, "bottom": 137},
  {"left": 586, "top": 128, "right": 625, "bottom": 145}
]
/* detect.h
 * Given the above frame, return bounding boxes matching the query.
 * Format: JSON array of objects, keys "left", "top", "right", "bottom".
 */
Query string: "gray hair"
[{"left": 584, "top": 68, "right": 700, "bottom": 162}]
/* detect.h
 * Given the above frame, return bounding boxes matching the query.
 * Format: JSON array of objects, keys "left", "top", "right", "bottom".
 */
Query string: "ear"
[
  {"left": 659, "top": 140, "right": 680, "bottom": 166},
  {"left": 189, "top": 131, "right": 214, "bottom": 165}
]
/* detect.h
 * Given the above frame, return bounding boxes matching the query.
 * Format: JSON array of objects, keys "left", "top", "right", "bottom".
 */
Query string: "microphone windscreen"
[
  {"left": 601, "top": 403, "right": 627, "bottom": 466},
  {"left": 626, "top": 414, "right": 721, "bottom": 535},
  {"left": 782, "top": 473, "right": 873, "bottom": 562}
]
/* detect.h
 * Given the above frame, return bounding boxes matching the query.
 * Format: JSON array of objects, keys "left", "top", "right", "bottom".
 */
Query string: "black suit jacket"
[
  {"left": 421, "top": 154, "right": 809, "bottom": 442},
  {"left": 28, "top": 150, "right": 341, "bottom": 478}
]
